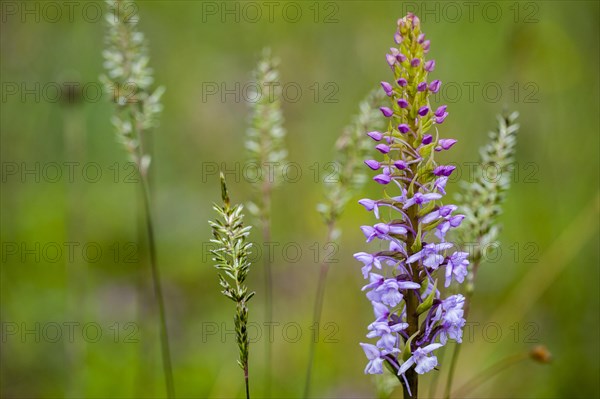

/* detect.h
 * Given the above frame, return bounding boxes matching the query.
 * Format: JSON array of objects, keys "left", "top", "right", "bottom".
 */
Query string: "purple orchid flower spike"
[{"left": 353, "top": 13, "right": 469, "bottom": 398}]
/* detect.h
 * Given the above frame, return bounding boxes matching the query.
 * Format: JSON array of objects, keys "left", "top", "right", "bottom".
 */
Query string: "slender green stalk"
[
  {"left": 61, "top": 92, "right": 87, "bottom": 399},
  {"left": 443, "top": 345, "right": 461, "bottom": 399},
  {"left": 139, "top": 172, "right": 175, "bottom": 399},
  {"left": 427, "top": 344, "right": 446, "bottom": 398},
  {"left": 260, "top": 182, "right": 273, "bottom": 397},
  {"left": 303, "top": 220, "right": 335, "bottom": 397},
  {"left": 244, "top": 365, "right": 250, "bottom": 399}
]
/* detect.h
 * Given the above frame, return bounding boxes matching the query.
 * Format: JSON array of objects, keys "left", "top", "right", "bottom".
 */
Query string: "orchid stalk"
[
  {"left": 209, "top": 173, "right": 255, "bottom": 399},
  {"left": 245, "top": 48, "right": 287, "bottom": 394},
  {"left": 444, "top": 111, "right": 519, "bottom": 398},
  {"left": 100, "top": 1, "right": 173, "bottom": 398},
  {"left": 354, "top": 14, "right": 468, "bottom": 398},
  {"left": 304, "top": 88, "right": 385, "bottom": 397}
]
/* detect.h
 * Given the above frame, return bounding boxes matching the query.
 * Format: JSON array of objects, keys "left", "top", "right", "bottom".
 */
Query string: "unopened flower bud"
[
  {"left": 365, "top": 160, "right": 381, "bottom": 170},
  {"left": 367, "top": 131, "right": 383, "bottom": 141},
  {"left": 435, "top": 113, "right": 449, "bottom": 124},
  {"left": 425, "top": 60, "right": 435, "bottom": 72},
  {"left": 375, "top": 144, "right": 390, "bottom": 154},
  {"left": 394, "top": 160, "right": 408, "bottom": 170},
  {"left": 398, "top": 124, "right": 410, "bottom": 134},
  {"left": 435, "top": 105, "right": 448, "bottom": 117},
  {"left": 374, "top": 174, "right": 391, "bottom": 185},
  {"left": 429, "top": 80, "right": 441, "bottom": 93},
  {"left": 381, "top": 81, "right": 393, "bottom": 96},
  {"left": 386, "top": 54, "right": 396, "bottom": 66},
  {"left": 394, "top": 32, "right": 403, "bottom": 44},
  {"left": 380, "top": 107, "right": 394, "bottom": 117},
  {"left": 437, "top": 139, "right": 457, "bottom": 150}
]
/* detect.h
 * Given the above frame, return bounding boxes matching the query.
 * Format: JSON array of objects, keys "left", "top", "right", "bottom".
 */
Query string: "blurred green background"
[{"left": 1, "top": 1, "right": 599, "bottom": 398}]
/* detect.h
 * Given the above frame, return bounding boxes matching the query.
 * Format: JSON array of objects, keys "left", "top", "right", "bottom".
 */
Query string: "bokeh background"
[{"left": 1, "top": 1, "right": 599, "bottom": 398}]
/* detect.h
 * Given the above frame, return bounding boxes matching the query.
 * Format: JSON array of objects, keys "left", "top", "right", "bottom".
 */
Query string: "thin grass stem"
[
  {"left": 303, "top": 220, "right": 336, "bottom": 398},
  {"left": 260, "top": 181, "right": 273, "bottom": 397},
  {"left": 139, "top": 169, "right": 175, "bottom": 399}
]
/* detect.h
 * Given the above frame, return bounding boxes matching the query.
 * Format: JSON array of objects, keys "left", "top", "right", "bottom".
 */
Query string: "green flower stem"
[
  {"left": 63, "top": 107, "right": 87, "bottom": 399},
  {"left": 260, "top": 180, "right": 273, "bottom": 397},
  {"left": 428, "top": 344, "right": 446, "bottom": 397},
  {"left": 303, "top": 219, "right": 336, "bottom": 398},
  {"left": 244, "top": 364, "right": 250, "bottom": 399},
  {"left": 139, "top": 165, "right": 175, "bottom": 399}
]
